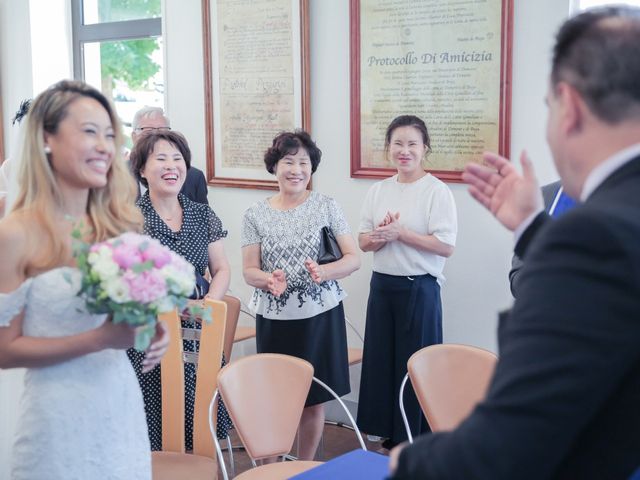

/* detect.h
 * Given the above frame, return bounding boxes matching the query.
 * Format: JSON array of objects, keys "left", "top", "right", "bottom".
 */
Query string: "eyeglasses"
[{"left": 134, "top": 126, "right": 171, "bottom": 133}]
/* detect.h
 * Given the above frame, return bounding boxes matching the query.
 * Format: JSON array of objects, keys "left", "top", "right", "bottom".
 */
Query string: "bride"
[{"left": 0, "top": 80, "right": 168, "bottom": 479}]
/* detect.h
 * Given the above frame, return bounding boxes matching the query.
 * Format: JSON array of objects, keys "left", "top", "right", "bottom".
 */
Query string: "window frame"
[{"left": 70, "top": 0, "right": 162, "bottom": 81}]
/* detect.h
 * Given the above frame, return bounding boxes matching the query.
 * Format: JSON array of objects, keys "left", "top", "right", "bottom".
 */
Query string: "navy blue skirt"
[{"left": 256, "top": 302, "right": 351, "bottom": 407}]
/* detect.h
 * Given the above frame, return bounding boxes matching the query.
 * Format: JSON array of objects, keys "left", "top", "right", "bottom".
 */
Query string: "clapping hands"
[
  {"left": 267, "top": 269, "right": 287, "bottom": 297},
  {"left": 369, "top": 211, "right": 402, "bottom": 243},
  {"left": 305, "top": 258, "right": 325, "bottom": 284},
  {"left": 378, "top": 211, "right": 400, "bottom": 228}
]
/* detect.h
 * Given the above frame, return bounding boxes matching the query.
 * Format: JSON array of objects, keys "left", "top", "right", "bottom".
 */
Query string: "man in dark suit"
[
  {"left": 508, "top": 180, "right": 576, "bottom": 297},
  {"left": 390, "top": 6, "right": 640, "bottom": 479},
  {"left": 131, "top": 106, "right": 209, "bottom": 204}
]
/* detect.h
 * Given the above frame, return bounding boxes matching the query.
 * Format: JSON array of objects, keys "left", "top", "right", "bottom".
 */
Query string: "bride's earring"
[{"left": 44, "top": 145, "right": 52, "bottom": 154}]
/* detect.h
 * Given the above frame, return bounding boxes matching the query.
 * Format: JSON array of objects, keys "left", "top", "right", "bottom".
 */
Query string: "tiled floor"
[{"left": 217, "top": 424, "right": 389, "bottom": 478}]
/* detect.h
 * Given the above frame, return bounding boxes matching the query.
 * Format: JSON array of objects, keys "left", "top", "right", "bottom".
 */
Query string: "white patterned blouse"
[{"left": 241, "top": 191, "right": 350, "bottom": 320}]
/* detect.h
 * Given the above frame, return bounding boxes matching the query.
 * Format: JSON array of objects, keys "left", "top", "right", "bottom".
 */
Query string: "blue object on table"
[{"left": 288, "top": 449, "right": 389, "bottom": 479}]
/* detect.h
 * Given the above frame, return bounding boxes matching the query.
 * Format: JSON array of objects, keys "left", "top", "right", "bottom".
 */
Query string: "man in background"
[
  {"left": 131, "top": 106, "right": 208, "bottom": 204},
  {"left": 391, "top": 6, "right": 640, "bottom": 479}
]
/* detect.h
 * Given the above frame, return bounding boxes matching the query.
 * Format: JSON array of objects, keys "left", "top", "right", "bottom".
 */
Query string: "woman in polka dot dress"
[{"left": 128, "top": 130, "right": 232, "bottom": 450}]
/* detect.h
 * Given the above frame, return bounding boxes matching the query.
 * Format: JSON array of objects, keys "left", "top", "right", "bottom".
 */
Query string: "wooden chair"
[
  {"left": 210, "top": 354, "right": 367, "bottom": 480},
  {"left": 399, "top": 343, "right": 498, "bottom": 441},
  {"left": 222, "top": 294, "right": 241, "bottom": 361},
  {"left": 151, "top": 299, "right": 227, "bottom": 480},
  {"left": 223, "top": 293, "right": 256, "bottom": 356}
]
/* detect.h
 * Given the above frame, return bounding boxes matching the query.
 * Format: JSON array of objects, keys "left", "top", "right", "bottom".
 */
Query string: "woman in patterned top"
[
  {"left": 241, "top": 130, "right": 360, "bottom": 460},
  {"left": 128, "top": 130, "right": 232, "bottom": 450}
]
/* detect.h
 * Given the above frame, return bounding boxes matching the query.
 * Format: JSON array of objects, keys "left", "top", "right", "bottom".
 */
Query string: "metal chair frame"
[
  {"left": 209, "top": 373, "right": 366, "bottom": 480},
  {"left": 399, "top": 344, "right": 497, "bottom": 443}
]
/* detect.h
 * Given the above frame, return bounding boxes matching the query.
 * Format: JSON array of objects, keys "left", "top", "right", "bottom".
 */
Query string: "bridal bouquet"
[{"left": 71, "top": 231, "right": 210, "bottom": 351}]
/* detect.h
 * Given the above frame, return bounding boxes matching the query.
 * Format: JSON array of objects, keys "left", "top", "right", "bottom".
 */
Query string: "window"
[
  {"left": 576, "top": 0, "right": 640, "bottom": 10},
  {"left": 71, "top": 0, "right": 163, "bottom": 144}
]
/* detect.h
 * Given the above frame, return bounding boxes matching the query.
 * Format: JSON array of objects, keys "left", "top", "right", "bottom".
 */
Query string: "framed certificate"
[
  {"left": 202, "top": 0, "right": 310, "bottom": 189},
  {"left": 350, "top": 0, "right": 513, "bottom": 182}
]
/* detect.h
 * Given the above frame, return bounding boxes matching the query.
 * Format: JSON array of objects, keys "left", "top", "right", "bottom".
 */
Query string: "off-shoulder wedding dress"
[{"left": 0, "top": 267, "right": 150, "bottom": 479}]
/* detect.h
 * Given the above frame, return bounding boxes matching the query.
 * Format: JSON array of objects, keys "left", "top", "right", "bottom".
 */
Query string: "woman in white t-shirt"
[{"left": 356, "top": 115, "right": 458, "bottom": 449}]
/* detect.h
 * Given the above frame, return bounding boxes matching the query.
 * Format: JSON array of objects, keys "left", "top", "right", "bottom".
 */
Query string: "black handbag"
[
  {"left": 317, "top": 226, "right": 343, "bottom": 265},
  {"left": 189, "top": 271, "right": 210, "bottom": 299}
]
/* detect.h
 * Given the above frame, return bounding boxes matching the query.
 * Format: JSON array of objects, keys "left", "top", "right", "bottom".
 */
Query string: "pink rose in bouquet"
[{"left": 72, "top": 231, "right": 210, "bottom": 350}]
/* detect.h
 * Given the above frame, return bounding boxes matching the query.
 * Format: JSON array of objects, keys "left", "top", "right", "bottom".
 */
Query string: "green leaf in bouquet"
[
  {"left": 134, "top": 322, "right": 156, "bottom": 351},
  {"left": 112, "top": 310, "right": 127, "bottom": 324},
  {"left": 132, "top": 260, "right": 155, "bottom": 273},
  {"left": 183, "top": 303, "right": 213, "bottom": 324},
  {"left": 76, "top": 254, "right": 88, "bottom": 270},
  {"left": 174, "top": 296, "right": 188, "bottom": 311},
  {"left": 138, "top": 240, "right": 149, "bottom": 252}
]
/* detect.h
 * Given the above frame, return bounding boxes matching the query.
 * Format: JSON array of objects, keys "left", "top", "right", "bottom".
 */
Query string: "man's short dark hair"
[
  {"left": 552, "top": 6, "right": 640, "bottom": 123},
  {"left": 263, "top": 130, "right": 322, "bottom": 174},
  {"left": 130, "top": 130, "right": 191, "bottom": 187}
]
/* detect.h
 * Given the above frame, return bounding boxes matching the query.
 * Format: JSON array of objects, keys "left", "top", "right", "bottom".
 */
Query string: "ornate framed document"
[
  {"left": 202, "top": 0, "right": 310, "bottom": 190},
  {"left": 350, "top": 0, "right": 513, "bottom": 182}
]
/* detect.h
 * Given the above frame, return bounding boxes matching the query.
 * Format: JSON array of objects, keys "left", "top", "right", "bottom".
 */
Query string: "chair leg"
[
  {"left": 316, "top": 426, "right": 325, "bottom": 460},
  {"left": 225, "top": 435, "right": 235, "bottom": 478}
]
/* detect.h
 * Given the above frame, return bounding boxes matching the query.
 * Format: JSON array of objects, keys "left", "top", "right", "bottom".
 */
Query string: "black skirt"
[{"left": 256, "top": 302, "right": 351, "bottom": 407}]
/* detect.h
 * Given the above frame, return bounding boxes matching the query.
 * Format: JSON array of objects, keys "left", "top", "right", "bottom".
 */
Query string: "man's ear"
[{"left": 556, "top": 82, "right": 585, "bottom": 136}]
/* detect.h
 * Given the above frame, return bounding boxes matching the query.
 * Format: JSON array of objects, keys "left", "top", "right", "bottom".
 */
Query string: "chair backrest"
[
  {"left": 159, "top": 299, "right": 227, "bottom": 457},
  {"left": 408, "top": 343, "right": 498, "bottom": 432},
  {"left": 216, "top": 353, "right": 313, "bottom": 460},
  {"left": 222, "top": 294, "right": 241, "bottom": 360}
]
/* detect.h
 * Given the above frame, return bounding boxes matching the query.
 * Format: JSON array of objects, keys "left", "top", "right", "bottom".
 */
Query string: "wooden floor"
[{"left": 217, "top": 424, "right": 389, "bottom": 477}]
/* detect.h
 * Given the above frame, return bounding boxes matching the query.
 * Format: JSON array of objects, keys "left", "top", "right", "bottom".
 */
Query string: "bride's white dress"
[{"left": 0, "top": 267, "right": 151, "bottom": 479}]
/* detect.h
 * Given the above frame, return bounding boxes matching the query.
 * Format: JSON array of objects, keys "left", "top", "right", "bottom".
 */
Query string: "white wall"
[
  {"left": 0, "top": 0, "right": 571, "bottom": 472},
  {"left": 164, "top": 0, "right": 570, "bottom": 396}
]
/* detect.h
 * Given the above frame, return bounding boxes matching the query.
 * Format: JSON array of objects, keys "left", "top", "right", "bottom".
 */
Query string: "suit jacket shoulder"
[
  {"left": 394, "top": 157, "right": 640, "bottom": 480},
  {"left": 181, "top": 167, "right": 208, "bottom": 204}
]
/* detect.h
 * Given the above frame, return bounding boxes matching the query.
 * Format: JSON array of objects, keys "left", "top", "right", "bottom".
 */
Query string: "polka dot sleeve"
[{"left": 206, "top": 207, "right": 228, "bottom": 244}]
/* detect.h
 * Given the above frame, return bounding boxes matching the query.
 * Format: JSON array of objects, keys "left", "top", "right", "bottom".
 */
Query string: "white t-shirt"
[{"left": 359, "top": 173, "right": 457, "bottom": 283}]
